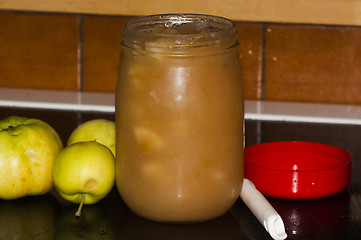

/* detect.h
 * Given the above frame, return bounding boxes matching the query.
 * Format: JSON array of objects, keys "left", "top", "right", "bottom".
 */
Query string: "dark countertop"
[{"left": 1, "top": 107, "right": 361, "bottom": 240}]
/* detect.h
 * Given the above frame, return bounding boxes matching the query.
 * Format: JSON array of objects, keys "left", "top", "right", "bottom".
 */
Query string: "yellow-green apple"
[
  {"left": 0, "top": 116, "right": 63, "bottom": 199},
  {"left": 67, "top": 119, "right": 116, "bottom": 157},
  {"left": 52, "top": 141, "right": 115, "bottom": 216}
]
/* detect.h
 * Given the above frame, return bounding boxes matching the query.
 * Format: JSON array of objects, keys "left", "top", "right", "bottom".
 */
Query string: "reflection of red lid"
[{"left": 244, "top": 141, "right": 352, "bottom": 199}]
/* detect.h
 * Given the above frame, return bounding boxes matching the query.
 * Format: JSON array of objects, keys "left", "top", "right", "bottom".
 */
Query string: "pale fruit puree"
[{"left": 116, "top": 19, "right": 244, "bottom": 222}]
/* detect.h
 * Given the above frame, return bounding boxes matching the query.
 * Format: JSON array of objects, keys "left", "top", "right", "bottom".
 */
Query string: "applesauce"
[{"left": 116, "top": 14, "right": 244, "bottom": 223}]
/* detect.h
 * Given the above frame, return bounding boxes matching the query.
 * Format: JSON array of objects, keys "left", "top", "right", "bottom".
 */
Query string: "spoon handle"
[{"left": 240, "top": 179, "right": 287, "bottom": 240}]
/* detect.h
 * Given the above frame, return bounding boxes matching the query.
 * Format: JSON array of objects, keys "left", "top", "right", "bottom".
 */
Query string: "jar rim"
[
  {"left": 123, "top": 13, "right": 236, "bottom": 34},
  {"left": 121, "top": 13, "right": 238, "bottom": 52}
]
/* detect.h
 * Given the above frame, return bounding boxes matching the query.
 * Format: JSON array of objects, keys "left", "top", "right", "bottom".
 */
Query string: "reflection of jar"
[{"left": 116, "top": 14, "right": 244, "bottom": 223}]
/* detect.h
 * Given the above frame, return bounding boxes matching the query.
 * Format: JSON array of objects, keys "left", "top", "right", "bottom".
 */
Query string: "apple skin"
[
  {"left": 52, "top": 141, "right": 115, "bottom": 205},
  {"left": 0, "top": 116, "right": 63, "bottom": 200},
  {"left": 67, "top": 119, "right": 116, "bottom": 157}
]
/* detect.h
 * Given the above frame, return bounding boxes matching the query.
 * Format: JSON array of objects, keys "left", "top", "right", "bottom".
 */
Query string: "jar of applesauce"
[{"left": 116, "top": 13, "right": 244, "bottom": 223}]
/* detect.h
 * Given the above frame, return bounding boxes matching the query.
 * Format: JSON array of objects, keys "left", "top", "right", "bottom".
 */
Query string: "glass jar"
[{"left": 116, "top": 13, "right": 244, "bottom": 223}]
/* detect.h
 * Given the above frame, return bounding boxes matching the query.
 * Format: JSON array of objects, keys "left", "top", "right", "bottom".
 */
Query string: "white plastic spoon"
[{"left": 240, "top": 179, "right": 288, "bottom": 240}]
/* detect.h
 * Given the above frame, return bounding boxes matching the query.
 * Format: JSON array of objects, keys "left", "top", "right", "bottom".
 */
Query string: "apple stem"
[{"left": 75, "top": 193, "right": 85, "bottom": 217}]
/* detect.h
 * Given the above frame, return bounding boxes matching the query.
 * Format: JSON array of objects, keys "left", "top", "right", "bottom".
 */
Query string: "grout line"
[
  {"left": 254, "top": 23, "right": 264, "bottom": 100},
  {"left": 2, "top": 88, "right": 361, "bottom": 125},
  {"left": 245, "top": 113, "right": 361, "bottom": 125},
  {"left": 0, "top": 88, "right": 115, "bottom": 113},
  {"left": 77, "top": 15, "right": 84, "bottom": 92},
  {"left": 260, "top": 23, "right": 267, "bottom": 100},
  {"left": 0, "top": 100, "right": 115, "bottom": 112}
]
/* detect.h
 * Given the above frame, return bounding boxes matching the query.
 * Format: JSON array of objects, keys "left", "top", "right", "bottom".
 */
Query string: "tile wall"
[{"left": 1, "top": 11, "right": 361, "bottom": 104}]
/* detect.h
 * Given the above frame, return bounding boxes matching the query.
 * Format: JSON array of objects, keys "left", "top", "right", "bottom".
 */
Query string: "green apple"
[
  {"left": 53, "top": 141, "right": 115, "bottom": 217},
  {"left": 67, "top": 119, "right": 116, "bottom": 157},
  {"left": 0, "top": 116, "right": 63, "bottom": 199}
]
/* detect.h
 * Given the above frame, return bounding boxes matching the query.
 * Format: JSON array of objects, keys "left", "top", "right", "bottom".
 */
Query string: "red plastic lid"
[{"left": 244, "top": 141, "right": 351, "bottom": 200}]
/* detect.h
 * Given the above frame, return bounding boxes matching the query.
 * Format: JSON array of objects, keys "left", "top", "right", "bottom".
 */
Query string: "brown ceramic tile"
[
  {"left": 82, "top": 15, "right": 131, "bottom": 93},
  {"left": 0, "top": 12, "right": 79, "bottom": 90},
  {"left": 83, "top": 18, "right": 264, "bottom": 98},
  {"left": 264, "top": 24, "right": 361, "bottom": 104},
  {"left": 236, "top": 22, "right": 264, "bottom": 100}
]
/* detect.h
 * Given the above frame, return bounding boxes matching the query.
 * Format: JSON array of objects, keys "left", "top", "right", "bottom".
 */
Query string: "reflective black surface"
[{"left": 1, "top": 107, "right": 361, "bottom": 239}]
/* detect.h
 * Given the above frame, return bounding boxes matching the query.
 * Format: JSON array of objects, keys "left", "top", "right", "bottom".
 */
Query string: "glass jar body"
[{"left": 116, "top": 14, "right": 244, "bottom": 223}]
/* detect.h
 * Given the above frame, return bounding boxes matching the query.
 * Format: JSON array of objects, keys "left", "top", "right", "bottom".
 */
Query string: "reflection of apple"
[
  {"left": 67, "top": 119, "right": 116, "bottom": 156},
  {"left": 53, "top": 141, "right": 115, "bottom": 216},
  {"left": 0, "top": 195, "right": 56, "bottom": 239},
  {"left": 54, "top": 204, "right": 115, "bottom": 240},
  {"left": 0, "top": 116, "right": 63, "bottom": 199}
]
